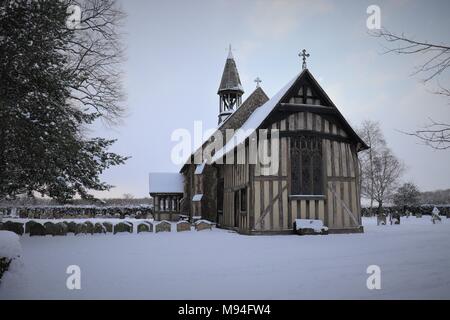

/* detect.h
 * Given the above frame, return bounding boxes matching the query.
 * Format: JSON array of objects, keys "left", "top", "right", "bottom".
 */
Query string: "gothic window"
[{"left": 290, "top": 136, "right": 324, "bottom": 195}]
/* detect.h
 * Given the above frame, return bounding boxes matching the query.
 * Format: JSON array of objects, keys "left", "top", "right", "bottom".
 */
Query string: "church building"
[{"left": 150, "top": 48, "right": 369, "bottom": 234}]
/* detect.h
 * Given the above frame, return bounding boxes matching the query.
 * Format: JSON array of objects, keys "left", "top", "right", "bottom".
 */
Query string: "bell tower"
[{"left": 217, "top": 45, "right": 244, "bottom": 125}]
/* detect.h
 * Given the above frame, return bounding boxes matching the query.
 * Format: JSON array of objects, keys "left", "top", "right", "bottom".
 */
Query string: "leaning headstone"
[
  {"left": 94, "top": 223, "right": 107, "bottom": 234},
  {"left": 114, "top": 222, "right": 132, "bottom": 234},
  {"left": 29, "top": 223, "right": 46, "bottom": 236},
  {"left": 176, "top": 221, "right": 191, "bottom": 232},
  {"left": 137, "top": 222, "right": 153, "bottom": 233},
  {"left": 102, "top": 222, "right": 113, "bottom": 233},
  {"left": 195, "top": 220, "right": 214, "bottom": 231},
  {"left": 155, "top": 221, "right": 171, "bottom": 233}
]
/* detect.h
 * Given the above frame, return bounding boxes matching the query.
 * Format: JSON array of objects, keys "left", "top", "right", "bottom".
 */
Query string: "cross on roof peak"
[
  {"left": 299, "top": 49, "right": 310, "bottom": 70},
  {"left": 254, "top": 77, "right": 262, "bottom": 88}
]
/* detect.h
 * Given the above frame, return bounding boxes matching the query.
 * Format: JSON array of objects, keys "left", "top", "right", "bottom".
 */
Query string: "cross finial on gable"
[
  {"left": 254, "top": 77, "right": 262, "bottom": 88},
  {"left": 299, "top": 49, "right": 310, "bottom": 70}
]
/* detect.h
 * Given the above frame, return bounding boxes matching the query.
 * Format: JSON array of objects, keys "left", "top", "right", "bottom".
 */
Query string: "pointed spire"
[
  {"left": 227, "top": 44, "right": 234, "bottom": 60},
  {"left": 218, "top": 45, "right": 244, "bottom": 94}
]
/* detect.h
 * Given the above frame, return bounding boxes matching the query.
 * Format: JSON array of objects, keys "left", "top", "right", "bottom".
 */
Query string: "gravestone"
[
  {"left": 2, "top": 221, "right": 24, "bottom": 235},
  {"left": 137, "top": 222, "right": 153, "bottom": 233},
  {"left": 195, "top": 220, "right": 213, "bottom": 231},
  {"left": 29, "top": 223, "right": 46, "bottom": 236},
  {"left": 114, "top": 222, "right": 132, "bottom": 234},
  {"left": 25, "top": 221, "right": 39, "bottom": 233},
  {"left": 75, "top": 223, "right": 87, "bottom": 235},
  {"left": 66, "top": 221, "right": 77, "bottom": 233},
  {"left": 103, "top": 222, "right": 113, "bottom": 233},
  {"left": 94, "top": 223, "right": 107, "bottom": 234},
  {"left": 84, "top": 222, "right": 95, "bottom": 235},
  {"left": 176, "top": 221, "right": 191, "bottom": 232},
  {"left": 155, "top": 221, "right": 171, "bottom": 233}
]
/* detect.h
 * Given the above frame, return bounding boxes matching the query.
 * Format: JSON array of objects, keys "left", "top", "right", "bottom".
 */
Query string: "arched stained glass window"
[{"left": 290, "top": 136, "right": 324, "bottom": 195}]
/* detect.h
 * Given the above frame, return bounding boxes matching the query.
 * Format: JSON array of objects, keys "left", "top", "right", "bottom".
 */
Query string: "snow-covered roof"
[
  {"left": 148, "top": 172, "right": 184, "bottom": 194},
  {"left": 194, "top": 163, "right": 206, "bottom": 175},
  {"left": 212, "top": 71, "right": 302, "bottom": 163}
]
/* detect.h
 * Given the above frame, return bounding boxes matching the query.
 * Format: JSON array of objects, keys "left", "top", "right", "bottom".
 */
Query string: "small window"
[{"left": 240, "top": 188, "right": 247, "bottom": 212}]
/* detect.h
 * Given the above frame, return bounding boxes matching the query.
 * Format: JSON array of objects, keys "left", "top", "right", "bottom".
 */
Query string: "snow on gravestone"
[
  {"left": 176, "top": 221, "right": 191, "bottom": 232},
  {"left": 195, "top": 220, "right": 214, "bottom": 231},
  {"left": 155, "top": 221, "right": 171, "bottom": 233},
  {"left": 0, "top": 231, "right": 22, "bottom": 280}
]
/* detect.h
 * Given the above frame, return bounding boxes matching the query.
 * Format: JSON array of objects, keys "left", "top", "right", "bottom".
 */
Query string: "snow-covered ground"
[{"left": 1, "top": 217, "right": 450, "bottom": 299}]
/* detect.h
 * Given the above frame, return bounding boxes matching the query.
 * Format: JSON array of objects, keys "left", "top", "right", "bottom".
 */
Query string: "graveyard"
[{"left": 1, "top": 216, "right": 450, "bottom": 299}]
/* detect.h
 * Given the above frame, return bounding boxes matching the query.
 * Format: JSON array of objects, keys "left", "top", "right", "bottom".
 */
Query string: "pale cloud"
[{"left": 246, "top": 0, "right": 334, "bottom": 39}]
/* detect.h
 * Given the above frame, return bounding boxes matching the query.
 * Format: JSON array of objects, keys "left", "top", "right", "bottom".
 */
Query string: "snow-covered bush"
[{"left": 0, "top": 231, "right": 22, "bottom": 281}]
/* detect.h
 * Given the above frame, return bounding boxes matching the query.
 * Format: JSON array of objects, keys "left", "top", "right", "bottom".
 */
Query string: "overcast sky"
[{"left": 91, "top": 0, "right": 450, "bottom": 198}]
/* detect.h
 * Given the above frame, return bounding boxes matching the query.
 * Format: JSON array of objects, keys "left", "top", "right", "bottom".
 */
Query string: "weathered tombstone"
[
  {"left": 66, "top": 221, "right": 77, "bottom": 233},
  {"left": 432, "top": 207, "right": 442, "bottom": 224},
  {"left": 137, "top": 222, "right": 153, "bottom": 233},
  {"left": 75, "top": 223, "right": 87, "bottom": 235},
  {"left": 195, "top": 220, "right": 213, "bottom": 231},
  {"left": 2, "top": 221, "right": 24, "bottom": 236},
  {"left": 94, "top": 223, "right": 107, "bottom": 234},
  {"left": 114, "top": 222, "right": 132, "bottom": 234},
  {"left": 25, "top": 221, "right": 39, "bottom": 233},
  {"left": 377, "top": 214, "right": 387, "bottom": 226},
  {"left": 44, "top": 222, "right": 57, "bottom": 236},
  {"left": 155, "top": 221, "right": 171, "bottom": 233},
  {"left": 55, "top": 222, "right": 68, "bottom": 236},
  {"left": 176, "top": 221, "right": 191, "bottom": 232},
  {"left": 84, "top": 221, "right": 95, "bottom": 235},
  {"left": 391, "top": 212, "right": 401, "bottom": 225},
  {"left": 44, "top": 222, "right": 67, "bottom": 236},
  {"left": 102, "top": 222, "right": 113, "bottom": 233},
  {"left": 29, "top": 223, "right": 46, "bottom": 236}
]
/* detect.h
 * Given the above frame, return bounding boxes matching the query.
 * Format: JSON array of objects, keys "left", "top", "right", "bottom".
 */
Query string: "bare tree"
[
  {"left": 357, "top": 120, "right": 386, "bottom": 215},
  {"left": 371, "top": 147, "right": 405, "bottom": 214},
  {"left": 371, "top": 28, "right": 450, "bottom": 149},
  {"left": 65, "top": 0, "right": 126, "bottom": 124}
]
